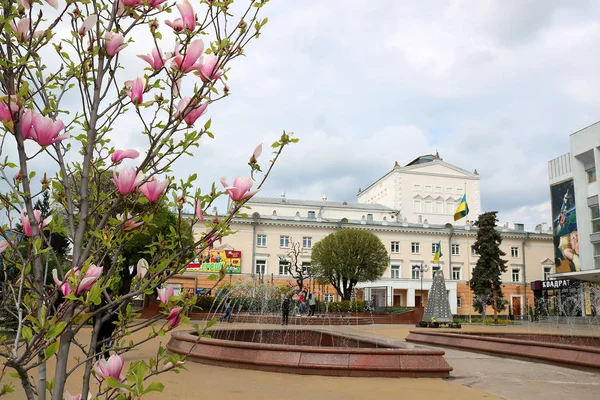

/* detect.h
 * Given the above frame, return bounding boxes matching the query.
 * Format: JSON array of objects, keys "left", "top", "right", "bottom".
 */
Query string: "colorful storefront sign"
[
  {"left": 550, "top": 179, "right": 579, "bottom": 273},
  {"left": 187, "top": 249, "right": 242, "bottom": 274}
]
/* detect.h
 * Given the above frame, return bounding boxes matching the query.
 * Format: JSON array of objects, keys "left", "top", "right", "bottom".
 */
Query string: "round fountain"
[{"left": 167, "top": 328, "right": 453, "bottom": 378}]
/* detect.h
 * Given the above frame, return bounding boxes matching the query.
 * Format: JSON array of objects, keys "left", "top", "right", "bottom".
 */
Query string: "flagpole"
[{"left": 465, "top": 182, "right": 472, "bottom": 324}]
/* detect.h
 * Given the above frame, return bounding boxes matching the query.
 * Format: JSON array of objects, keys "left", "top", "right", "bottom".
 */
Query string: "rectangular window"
[
  {"left": 435, "top": 186, "right": 442, "bottom": 193},
  {"left": 451, "top": 244, "right": 460, "bottom": 255},
  {"left": 414, "top": 184, "right": 421, "bottom": 191},
  {"left": 302, "top": 237, "right": 312, "bottom": 249},
  {"left": 425, "top": 185, "right": 432, "bottom": 192},
  {"left": 591, "top": 204, "right": 600, "bottom": 234},
  {"left": 512, "top": 268, "right": 521, "bottom": 283},
  {"left": 511, "top": 247, "right": 519, "bottom": 258},
  {"left": 544, "top": 267, "right": 552, "bottom": 280},
  {"left": 588, "top": 167, "right": 597, "bottom": 183},
  {"left": 279, "top": 260, "right": 290, "bottom": 275},
  {"left": 307, "top": 211, "right": 316, "bottom": 219},
  {"left": 280, "top": 235, "right": 290, "bottom": 248},
  {"left": 457, "top": 188, "right": 463, "bottom": 195},
  {"left": 452, "top": 266, "right": 461, "bottom": 280},
  {"left": 446, "top": 202, "right": 454, "bottom": 215},
  {"left": 257, "top": 234, "right": 267, "bottom": 247},
  {"left": 324, "top": 293, "right": 334, "bottom": 303},
  {"left": 446, "top": 187, "right": 453, "bottom": 193},
  {"left": 456, "top": 296, "right": 462, "bottom": 308},
  {"left": 424, "top": 201, "right": 432, "bottom": 213},
  {"left": 436, "top": 201, "right": 443, "bottom": 214},
  {"left": 391, "top": 241, "right": 400, "bottom": 253},
  {"left": 414, "top": 200, "right": 422, "bottom": 212},
  {"left": 302, "top": 262, "right": 311, "bottom": 276},
  {"left": 432, "top": 242, "right": 439, "bottom": 254},
  {"left": 594, "top": 243, "right": 600, "bottom": 269},
  {"left": 391, "top": 264, "right": 400, "bottom": 279},
  {"left": 255, "top": 260, "right": 266, "bottom": 275},
  {"left": 411, "top": 242, "right": 420, "bottom": 254},
  {"left": 471, "top": 247, "right": 478, "bottom": 257},
  {"left": 411, "top": 265, "right": 421, "bottom": 279}
]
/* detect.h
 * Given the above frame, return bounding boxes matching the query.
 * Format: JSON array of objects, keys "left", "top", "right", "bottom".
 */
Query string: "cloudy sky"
[
  {"left": 189, "top": 0, "right": 599, "bottom": 230},
  {"left": 7, "top": 0, "right": 599, "bottom": 232}
]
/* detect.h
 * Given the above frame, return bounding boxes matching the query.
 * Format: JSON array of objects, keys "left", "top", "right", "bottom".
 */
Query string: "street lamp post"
[{"left": 413, "top": 264, "right": 429, "bottom": 307}]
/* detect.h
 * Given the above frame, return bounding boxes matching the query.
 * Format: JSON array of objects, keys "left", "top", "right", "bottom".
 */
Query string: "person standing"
[
  {"left": 298, "top": 291, "right": 306, "bottom": 314},
  {"left": 220, "top": 299, "right": 232, "bottom": 323},
  {"left": 281, "top": 295, "right": 290, "bottom": 325},
  {"left": 308, "top": 293, "right": 316, "bottom": 317}
]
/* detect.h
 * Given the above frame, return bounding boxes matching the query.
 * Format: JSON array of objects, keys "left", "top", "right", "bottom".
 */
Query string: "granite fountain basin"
[{"left": 167, "top": 328, "right": 452, "bottom": 378}]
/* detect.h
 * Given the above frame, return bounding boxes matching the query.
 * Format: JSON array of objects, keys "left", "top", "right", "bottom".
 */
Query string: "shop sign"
[
  {"left": 541, "top": 279, "right": 571, "bottom": 290},
  {"left": 187, "top": 249, "right": 241, "bottom": 274}
]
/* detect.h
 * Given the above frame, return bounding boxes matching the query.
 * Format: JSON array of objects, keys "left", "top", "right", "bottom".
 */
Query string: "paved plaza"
[{"left": 4, "top": 321, "right": 600, "bottom": 400}]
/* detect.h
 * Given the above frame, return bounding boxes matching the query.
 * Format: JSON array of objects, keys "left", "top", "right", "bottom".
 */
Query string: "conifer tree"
[{"left": 469, "top": 211, "right": 508, "bottom": 323}]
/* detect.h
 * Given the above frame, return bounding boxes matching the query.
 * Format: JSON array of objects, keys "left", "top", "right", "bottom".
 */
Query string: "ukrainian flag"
[
  {"left": 454, "top": 194, "right": 469, "bottom": 221},
  {"left": 433, "top": 241, "right": 442, "bottom": 263}
]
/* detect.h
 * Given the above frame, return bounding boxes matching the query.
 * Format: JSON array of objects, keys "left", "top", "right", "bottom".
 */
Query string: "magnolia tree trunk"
[{"left": 0, "top": 1, "right": 295, "bottom": 399}]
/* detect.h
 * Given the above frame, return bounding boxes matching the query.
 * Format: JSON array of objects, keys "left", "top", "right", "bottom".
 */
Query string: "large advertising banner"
[
  {"left": 187, "top": 249, "right": 242, "bottom": 274},
  {"left": 550, "top": 179, "right": 579, "bottom": 273}
]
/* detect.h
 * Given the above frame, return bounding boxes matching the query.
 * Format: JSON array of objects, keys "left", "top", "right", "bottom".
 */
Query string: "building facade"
[
  {"left": 544, "top": 122, "right": 600, "bottom": 317},
  {"left": 357, "top": 153, "right": 482, "bottom": 226},
  {"left": 166, "top": 153, "right": 554, "bottom": 318},
  {"left": 178, "top": 196, "right": 553, "bottom": 317}
]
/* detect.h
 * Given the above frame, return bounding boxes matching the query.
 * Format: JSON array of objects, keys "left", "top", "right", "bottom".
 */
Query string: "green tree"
[
  {"left": 469, "top": 211, "right": 508, "bottom": 323},
  {"left": 311, "top": 229, "right": 388, "bottom": 301}
]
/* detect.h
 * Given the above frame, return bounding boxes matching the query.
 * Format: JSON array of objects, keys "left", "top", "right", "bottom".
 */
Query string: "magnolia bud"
[
  {"left": 223, "top": 85, "right": 230, "bottom": 95},
  {"left": 150, "top": 19, "right": 159, "bottom": 31},
  {"left": 238, "top": 19, "right": 247, "bottom": 33},
  {"left": 14, "top": 169, "right": 23, "bottom": 183}
]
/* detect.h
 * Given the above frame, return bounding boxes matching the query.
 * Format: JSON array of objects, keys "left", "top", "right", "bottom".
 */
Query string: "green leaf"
[
  {"left": 46, "top": 321, "right": 67, "bottom": 339},
  {"left": 44, "top": 342, "right": 58, "bottom": 360},
  {"left": 143, "top": 382, "right": 165, "bottom": 394},
  {"left": 204, "top": 118, "right": 211, "bottom": 129},
  {"left": 105, "top": 376, "right": 130, "bottom": 390},
  {"left": 21, "top": 326, "right": 32, "bottom": 341}
]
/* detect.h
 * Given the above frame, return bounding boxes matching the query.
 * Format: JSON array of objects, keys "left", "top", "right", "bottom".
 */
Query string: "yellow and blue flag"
[
  {"left": 454, "top": 194, "right": 469, "bottom": 221},
  {"left": 433, "top": 240, "right": 442, "bottom": 263}
]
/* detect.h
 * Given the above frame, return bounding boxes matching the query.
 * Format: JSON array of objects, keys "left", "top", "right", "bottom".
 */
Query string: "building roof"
[
  {"left": 246, "top": 197, "right": 396, "bottom": 212},
  {"left": 359, "top": 153, "right": 479, "bottom": 195}
]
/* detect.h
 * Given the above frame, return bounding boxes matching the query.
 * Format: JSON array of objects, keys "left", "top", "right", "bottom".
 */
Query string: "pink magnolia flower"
[
  {"left": 11, "top": 18, "right": 44, "bottom": 42},
  {"left": 147, "top": 0, "right": 166, "bottom": 9},
  {"left": 19, "top": 110, "right": 35, "bottom": 139},
  {"left": 139, "top": 177, "right": 169, "bottom": 203},
  {"left": 63, "top": 391, "right": 82, "bottom": 400},
  {"left": 112, "top": 168, "right": 144, "bottom": 195},
  {"left": 175, "top": 97, "right": 208, "bottom": 125},
  {"left": 111, "top": 149, "right": 139, "bottom": 163},
  {"left": 163, "top": 360, "right": 185, "bottom": 370},
  {"left": 94, "top": 354, "right": 125, "bottom": 382},
  {"left": 220, "top": 176, "right": 259, "bottom": 202},
  {"left": 166, "top": 0, "right": 196, "bottom": 31},
  {"left": 120, "top": 0, "right": 141, "bottom": 7},
  {"left": 198, "top": 55, "right": 223, "bottom": 82},
  {"left": 136, "top": 258, "right": 148, "bottom": 280},
  {"left": 0, "top": 240, "right": 11, "bottom": 254},
  {"left": 157, "top": 286, "right": 174, "bottom": 305},
  {"left": 18, "top": 0, "right": 57, "bottom": 9},
  {"left": 116, "top": 213, "right": 144, "bottom": 231},
  {"left": 138, "top": 48, "right": 168, "bottom": 71},
  {"left": 79, "top": 15, "right": 97, "bottom": 36},
  {"left": 105, "top": 32, "right": 127, "bottom": 57},
  {"left": 172, "top": 40, "right": 204, "bottom": 73},
  {"left": 126, "top": 77, "right": 145, "bottom": 105},
  {"left": 52, "top": 268, "right": 73, "bottom": 296},
  {"left": 0, "top": 101, "right": 18, "bottom": 122},
  {"left": 249, "top": 143, "right": 262, "bottom": 163},
  {"left": 167, "top": 307, "right": 183, "bottom": 328},
  {"left": 195, "top": 200, "right": 204, "bottom": 221},
  {"left": 20, "top": 209, "right": 52, "bottom": 237},
  {"left": 30, "top": 114, "right": 68, "bottom": 146},
  {"left": 76, "top": 265, "right": 103, "bottom": 295}
]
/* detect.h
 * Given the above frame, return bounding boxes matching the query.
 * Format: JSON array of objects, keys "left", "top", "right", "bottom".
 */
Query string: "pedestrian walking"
[
  {"left": 299, "top": 291, "right": 306, "bottom": 314},
  {"left": 220, "top": 299, "right": 232, "bottom": 323},
  {"left": 308, "top": 293, "right": 316, "bottom": 317},
  {"left": 281, "top": 295, "right": 290, "bottom": 325}
]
